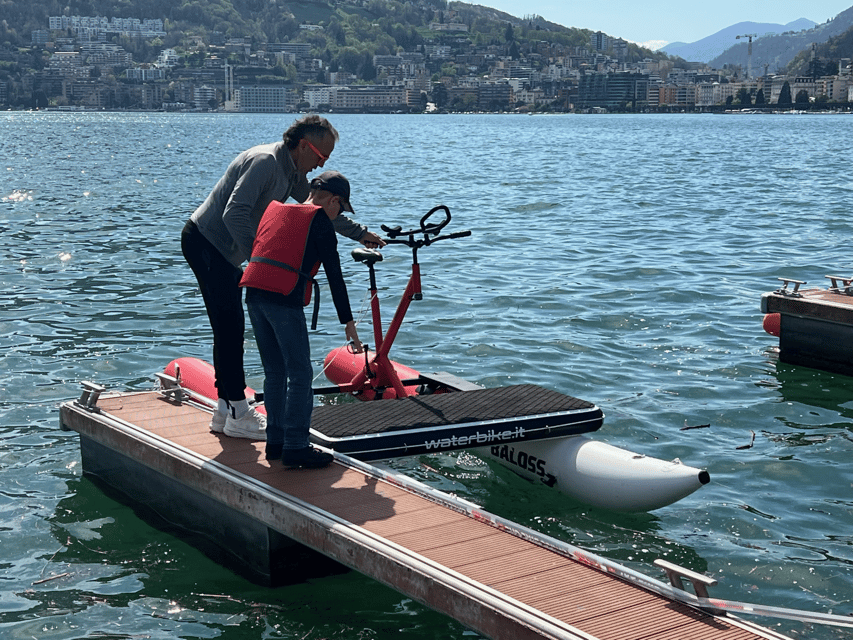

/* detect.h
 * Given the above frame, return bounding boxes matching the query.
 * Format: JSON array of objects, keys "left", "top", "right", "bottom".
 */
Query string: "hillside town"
[{"left": 3, "top": 9, "right": 853, "bottom": 112}]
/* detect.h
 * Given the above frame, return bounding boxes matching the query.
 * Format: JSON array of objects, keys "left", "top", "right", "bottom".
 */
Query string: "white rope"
[{"left": 312, "top": 289, "right": 377, "bottom": 385}]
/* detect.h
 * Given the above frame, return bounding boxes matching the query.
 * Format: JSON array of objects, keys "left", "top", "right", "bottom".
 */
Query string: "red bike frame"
[{"left": 335, "top": 206, "right": 470, "bottom": 399}]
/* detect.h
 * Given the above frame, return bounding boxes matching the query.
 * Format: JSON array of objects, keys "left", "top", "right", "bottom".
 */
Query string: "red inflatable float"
[{"left": 762, "top": 313, "right": 781, "bottom": 337}]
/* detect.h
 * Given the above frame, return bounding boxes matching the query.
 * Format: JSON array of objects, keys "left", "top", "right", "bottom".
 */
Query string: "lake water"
[{"left": 2, "top": 111, "right": 852, "bottom": 639}]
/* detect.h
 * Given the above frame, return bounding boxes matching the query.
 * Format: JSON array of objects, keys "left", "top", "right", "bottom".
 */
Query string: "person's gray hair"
[{"left": 283, "top": 115, "right": 339, "bottom": 150}]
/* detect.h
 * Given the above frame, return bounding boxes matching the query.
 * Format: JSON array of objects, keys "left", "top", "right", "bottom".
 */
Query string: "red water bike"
[{"left": 321, "top": 204, "right": 478, "bottom": 400}]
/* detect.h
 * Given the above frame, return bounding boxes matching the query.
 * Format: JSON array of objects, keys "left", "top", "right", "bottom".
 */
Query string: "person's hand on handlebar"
[
  {"left": 360, "top": 231, "right": 386, "bottom": 249},
  {"left": 345, "top": 320, "right": 363, "bottom": 353}
]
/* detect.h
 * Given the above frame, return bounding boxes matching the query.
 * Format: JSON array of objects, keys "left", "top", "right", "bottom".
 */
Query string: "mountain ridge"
[
  {"left": 660, "top": 19, "right": 816, "bottom": 63},
  {"left": 708, "top": 5, "right": 853, "bottom": 73}
]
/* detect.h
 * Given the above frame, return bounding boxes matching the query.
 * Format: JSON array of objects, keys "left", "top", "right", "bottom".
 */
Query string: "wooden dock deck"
[{"left": 60, "top": 387, "right": 793, "bottom": 640}]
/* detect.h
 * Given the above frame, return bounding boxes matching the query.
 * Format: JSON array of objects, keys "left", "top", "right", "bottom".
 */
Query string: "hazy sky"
[{"left": 479, "top": 1, "right": 853, "bottom": 49}]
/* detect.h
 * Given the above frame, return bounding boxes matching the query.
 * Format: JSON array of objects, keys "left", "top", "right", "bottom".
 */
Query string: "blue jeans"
[{"left": 245, "top": 288, "right": 313, "bottom": 451}]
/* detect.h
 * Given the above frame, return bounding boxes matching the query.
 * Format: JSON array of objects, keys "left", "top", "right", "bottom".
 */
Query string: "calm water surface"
[{"left": 2, "top": 111, "right": 853, "bottom": 639}]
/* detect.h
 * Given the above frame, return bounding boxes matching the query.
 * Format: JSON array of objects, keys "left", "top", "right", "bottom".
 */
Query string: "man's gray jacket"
[{"left": 191, "top": 141, "right": 367, "bottom": 268}]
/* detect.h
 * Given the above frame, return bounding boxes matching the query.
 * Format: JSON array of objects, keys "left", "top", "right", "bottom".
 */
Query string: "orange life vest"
[{"left": 240, "top": 202, "right": 322, "bottom": 325}]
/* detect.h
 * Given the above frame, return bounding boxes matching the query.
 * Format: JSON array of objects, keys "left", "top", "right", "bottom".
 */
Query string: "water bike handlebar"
[{"left": 379, "top": 205, "right": 471, "bottom": 248}]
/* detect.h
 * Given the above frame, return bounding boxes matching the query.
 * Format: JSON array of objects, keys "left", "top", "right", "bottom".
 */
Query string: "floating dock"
[
  {"left": 761, "top": 275, "right": 853, "bottom": 376},
  {"left": 60, "top": 384, "right": 795, "bottom": 640}
]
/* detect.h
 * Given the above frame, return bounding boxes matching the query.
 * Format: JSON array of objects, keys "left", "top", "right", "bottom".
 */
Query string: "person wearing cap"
[
  {"left": 181, "top": 115, "right": 385, "bottom": 442},
  {"left": 240, "top": 171, "right": 363, "bottom": 469}
]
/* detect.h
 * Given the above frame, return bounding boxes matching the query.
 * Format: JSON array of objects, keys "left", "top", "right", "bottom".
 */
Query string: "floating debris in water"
[
  {"left": 681, "top": 420, "right": 711, "bottom": 431},
  {"left": 736, "top": 431, "right": 756, "bottom": 450}
]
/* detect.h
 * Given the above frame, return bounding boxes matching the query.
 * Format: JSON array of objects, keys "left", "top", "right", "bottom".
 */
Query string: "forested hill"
[
  {"left": 785, "top": 9, "right": 853, "bottom": 75},
  {"left": 0, "top": 0, "right": 667, "bottom": 64}
]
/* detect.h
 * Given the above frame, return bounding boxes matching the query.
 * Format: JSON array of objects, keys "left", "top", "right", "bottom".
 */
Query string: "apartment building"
[{"left": 234, "top": 86, "right": 300, "bottom": 112}]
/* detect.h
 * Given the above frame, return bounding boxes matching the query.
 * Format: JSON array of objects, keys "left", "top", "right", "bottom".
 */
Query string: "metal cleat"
[
  {"left": 154, "top": 372, "right": 184, "bottom": 404},
  {"left": 825, "top": 275, "right": 853, "bottom": 295},
  {"left": 774, "top": 277, "right": 806, "bottom": 297},
  {"left": 654, "top": 558, "right": 722, "bottom": 614},
  {"left": 76, "top": 381, "right": 105, "bottom": 411}
]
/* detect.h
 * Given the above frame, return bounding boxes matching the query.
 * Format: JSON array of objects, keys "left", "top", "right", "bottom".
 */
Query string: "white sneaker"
[
  {"left": 224, "top": 408, "right": 267, "bottom": 440},
  {"left": 210, "top": 411, "right": 227, "bottom": 433}
]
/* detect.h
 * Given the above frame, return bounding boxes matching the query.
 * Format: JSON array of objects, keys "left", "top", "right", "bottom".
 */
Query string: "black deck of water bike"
[{"left": 308, "top": 384, "right": 603, "bottom": 460}]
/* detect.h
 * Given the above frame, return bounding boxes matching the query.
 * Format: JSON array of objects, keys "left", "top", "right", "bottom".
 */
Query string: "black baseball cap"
[{"left": 311, "top": 170, "right": 354, "bottom": 213}]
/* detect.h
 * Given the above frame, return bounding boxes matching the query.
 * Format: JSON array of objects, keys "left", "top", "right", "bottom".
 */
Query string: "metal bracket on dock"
[
  {"left": 76, "top": 381, "right": 105, "bottom": 411},
  {"left": 825, "top": 275, "right": 853, "bottom": 295},
  {"left": 773, "top": 277, "right": 806, "bottom": 297},
  {"left": 653, "top": 559, "right": 722, "bottom": 614},
  {"left": 154, "top": 372, "right": 185, "bottom": 404}
]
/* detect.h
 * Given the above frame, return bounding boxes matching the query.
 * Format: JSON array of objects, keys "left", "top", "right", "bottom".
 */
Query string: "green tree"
[
  {"left": 736, "top": 87, "right": 751, "bottom": 106},
  {"left": 431, "top": 82, "right": 447, "bottom": 108},
  {"left": 755, "top": 88, "right": 765, "bottom": 105},
  {"left": 777, "top": 81, "right": 792, "bottom": 106},
  {"left": 360, "top": 52, "right": 376, "bottom": 81},
  {"left": 795, "top": 89, "right": 810, "bottom": 104},
  {"left": 338, "top": 47, "right": 362, "bottom": 74}
]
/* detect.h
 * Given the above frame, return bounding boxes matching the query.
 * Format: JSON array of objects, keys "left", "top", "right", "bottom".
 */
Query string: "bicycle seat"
[{"left": 352, "top": 247, "right": 383, "bottom": 265}]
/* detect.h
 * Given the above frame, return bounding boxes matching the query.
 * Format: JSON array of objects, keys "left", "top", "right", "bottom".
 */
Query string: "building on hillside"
[
  {"left": 815, "top": 75, "right": 851, "bottom": 101},
  {"left": 577, "top": 71, "right": 649, "bottom": 110},
  {"left": 156, "top": 48, "right": 179, "bottom": 68},
  {"left": 590, "top": 32, "right": 609, "bottom": 52},
  {"left": 48, "top": 52, "right": 90, "bottom": 79},
  {"left": 267, "top": 43, "right": 312, "bottom": 58},
  {"left": 374, "top": 55, "right": 404, "bottom": 80},
  {"left": 791, "top": 76, "right": 816, "bottom": 99},
  {"left": 80, "top": 43, "right": 133, "bottom": 68},
  {"left": 767, "top": 75, "right": 788, "bottom": 103},
  {"left": 234, "top": 85, "right": 300, "bottom": 112},
  {"left": 331, "top": 85, "right": 407, "bottom": 111},
  {"left": 31, "top": 30, "right": 50, "bottom": 46},
  {"left": 490, "top": 59, "right": 535, "bottom": 83},
  {"left": 304, "top": 85, "right": 336, "bottom": 109},
  {"left": 429, "top": 22, "right": 468, "bottom": 32},
  {"left": 478, "top": 82, "right": 512, "bottom": 110},
  {"left": 297, "top": 58, "right": 324, "bottom": 82},
  {"left": 513, "top": 85, "right": 545, "bottom": 107},
  {"left": 423, "top": 44, "right": 452, "bottom": 58},
  {"left": 611, "top": 39, "right": 629, "bottom": 61},
  {"left": 48, "top": 16, "right": 165, "bottom": 39},
  {"left": 194, "top": 85, "right": 217, "bottom": 108},
  {"left": 126, "top": 66, "right": 166, "bottom": 81},
  {"left": 658, "top": 82, "right": 700, "bottom": 108}
]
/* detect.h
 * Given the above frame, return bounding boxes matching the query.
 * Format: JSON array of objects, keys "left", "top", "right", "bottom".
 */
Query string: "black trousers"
[{"left": 181, "top": 220, "right": 247, "bottom": 402}]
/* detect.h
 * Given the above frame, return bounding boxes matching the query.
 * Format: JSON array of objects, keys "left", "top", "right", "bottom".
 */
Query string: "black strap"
[{"left": 249, "top": 256, "right": 320, "bottom": 330}]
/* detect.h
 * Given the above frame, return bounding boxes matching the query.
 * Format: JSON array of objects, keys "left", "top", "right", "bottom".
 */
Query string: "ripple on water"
[{"left": 2, "top": 112, "right": 853, "bottom": 640}]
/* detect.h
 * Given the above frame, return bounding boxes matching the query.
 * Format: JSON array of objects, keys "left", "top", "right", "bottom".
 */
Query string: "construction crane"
[{"left": 736, "top": 34, "right": 758, "bottom": 79}]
